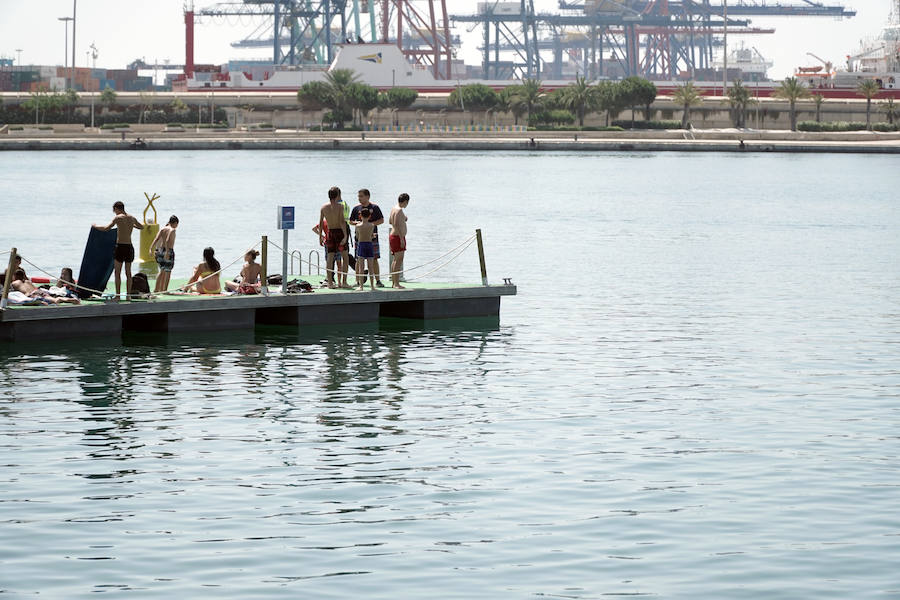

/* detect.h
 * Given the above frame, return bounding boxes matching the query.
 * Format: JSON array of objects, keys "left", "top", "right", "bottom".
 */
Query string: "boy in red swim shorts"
[
  {"left": 319, "top": 186, "right": 350, "bottom": 288},
  {"left": 388, "top": 193, "right": 409, "bottom": 289}
]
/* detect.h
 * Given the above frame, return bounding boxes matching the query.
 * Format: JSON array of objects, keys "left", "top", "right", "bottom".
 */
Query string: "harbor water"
[{"left": 1, "top": 150, "right": 899, "bottom": 598}]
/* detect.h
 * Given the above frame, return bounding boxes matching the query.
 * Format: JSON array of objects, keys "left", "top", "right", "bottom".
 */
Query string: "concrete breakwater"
[{"left": 2, "top": 129, "right": 900, "bottom": 153}]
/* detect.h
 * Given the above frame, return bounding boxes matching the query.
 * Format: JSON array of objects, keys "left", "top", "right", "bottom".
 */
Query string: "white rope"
[
  {"left": 404, "top": 237, "right": 477, "bottom": 282},
  {"left": 160, "top": 240, "right": 261, "bottom": 296},
  {"left": 268, "top": 233, "right": 478, "bottom": 278},
  {"left": 19, "top": 255, "right": 108, "bottom": 297}
]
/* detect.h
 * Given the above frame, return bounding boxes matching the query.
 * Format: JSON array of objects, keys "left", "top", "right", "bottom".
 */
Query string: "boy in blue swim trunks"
[{"left": 354, "top": 208, "right": 376, "bottom": 291}]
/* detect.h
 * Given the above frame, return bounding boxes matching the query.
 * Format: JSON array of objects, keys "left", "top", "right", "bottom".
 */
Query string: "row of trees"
[
  {"left": 297, "top": 70, "right": 418, "bottom": 127},
  {"left": 0, "top": 87, "right": 233, "bottom": 126},
  {"left": 672, "top": 77, "right": 897, "bottom": 131},
  {"left": 448, "top": 76, "right": 658, "bottom": 127}
]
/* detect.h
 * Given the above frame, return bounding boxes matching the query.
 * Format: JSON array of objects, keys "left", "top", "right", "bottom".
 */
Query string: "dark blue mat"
[{"left": 76, "top": 228, "right": 117, "bottom": 299}]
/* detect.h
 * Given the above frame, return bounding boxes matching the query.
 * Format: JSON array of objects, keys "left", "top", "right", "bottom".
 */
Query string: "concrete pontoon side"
[{"left": 0, "top": 284, "right": 516, "bottom": 342}]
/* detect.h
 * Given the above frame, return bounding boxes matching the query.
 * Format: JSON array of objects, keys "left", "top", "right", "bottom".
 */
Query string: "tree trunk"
[
  {"left": 866, "top": 99, "right": 872, "bottom": 130},
  {"left": 790, "top": 101, "right": 797, "bottom": 131},
  {"left": 681, "top": 105, "right": 689, "bottom": 129}
]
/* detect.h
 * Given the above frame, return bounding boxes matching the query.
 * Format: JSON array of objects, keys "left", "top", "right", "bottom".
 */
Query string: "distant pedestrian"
[
  {"left": 93, "top": 201, "right": 143, "bottom": 300},
  {"left": 388, "top": 193, "right": 409, "bottom": 289},
  {"left": 150, "top": 215, "right": 179, "bottom": 293}
]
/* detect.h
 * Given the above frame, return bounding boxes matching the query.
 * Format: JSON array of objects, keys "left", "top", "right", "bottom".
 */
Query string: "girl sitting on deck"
[
  {"left": 225, "top": 250, "right": 262, "bottom": 294},
  {"left": 186, "top": 247, "right": 222, "bottom": 294}
]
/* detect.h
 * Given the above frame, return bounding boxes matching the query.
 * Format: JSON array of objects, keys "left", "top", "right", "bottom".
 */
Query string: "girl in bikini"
[{"left": 186, "top": 247, "right": 222, "bottom": 294}]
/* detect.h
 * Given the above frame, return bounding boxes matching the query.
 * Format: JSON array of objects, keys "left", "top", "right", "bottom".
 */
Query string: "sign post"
[{"left": 277, "top": 206, "right": 295, "bottom": 294}]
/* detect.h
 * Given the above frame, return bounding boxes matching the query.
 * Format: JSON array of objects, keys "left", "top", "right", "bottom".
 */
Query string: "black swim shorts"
[{"left": 114, "top": 243, "right": 135, "bottom": 263}]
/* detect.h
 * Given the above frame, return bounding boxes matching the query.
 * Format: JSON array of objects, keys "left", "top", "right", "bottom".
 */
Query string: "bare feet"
[{"left": 392, "top": 284, "right": 405, "bottom": 289}]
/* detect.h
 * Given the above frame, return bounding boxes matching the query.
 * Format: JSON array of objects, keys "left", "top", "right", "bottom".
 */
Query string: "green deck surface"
[{"left": 8, "top": 274, "right": 479, "bottom": 310}]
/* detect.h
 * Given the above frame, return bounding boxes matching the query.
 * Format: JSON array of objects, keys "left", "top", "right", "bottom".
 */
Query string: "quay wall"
[{"left": 1, "top": 130, "right": 899, "bottom": 154}]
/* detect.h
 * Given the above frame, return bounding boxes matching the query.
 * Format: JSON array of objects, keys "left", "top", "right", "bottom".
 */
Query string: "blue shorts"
[
  {"left": 357, "top": 241, "right": 375, "bottom": 259},
  {"left": 356, "top": 234, "right": 380, "bottom": 259}
]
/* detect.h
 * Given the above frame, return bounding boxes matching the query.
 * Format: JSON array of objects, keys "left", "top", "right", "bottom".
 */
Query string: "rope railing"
[
  {"left": 159, "top": 239, "right": 262, "bottom": 296},
  {"left": 15, "top": 240, "right": 261, "bottom": 300},
  {"left": 5, "top": 229, "right": 486, "bottom": 306},
  {"left": 19, "top": 255, "right": 108, "bottom": 298},
  {"left": 266, "top": 232, "right": 477, "bottom": 279}
]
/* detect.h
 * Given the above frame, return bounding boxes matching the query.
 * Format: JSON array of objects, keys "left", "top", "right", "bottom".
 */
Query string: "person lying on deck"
[
  {"left": 11, "top": 269, "right": 79, "bottom": 305},
  {"left": 186, "top": 247, "right": 222, "bottom": 294}
]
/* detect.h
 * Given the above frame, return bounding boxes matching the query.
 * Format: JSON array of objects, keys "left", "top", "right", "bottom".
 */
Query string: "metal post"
[
  {"left": 71, "top": 0, "right": 77, "bottom": 91},
  {"left": 1, "top": 248, "right": 17, "bottom": 309},
  {"left": 261, "top": 235, "right": 269, "bottom": 295},
  {"left": 475, "top": 229, "right": 487, "bottom": 286},
  {"left": 722, "top": 0, "right": 728, "bottom": 97},
  {"left": 282, "top": 229, "right": 288, "bottom": 294}
]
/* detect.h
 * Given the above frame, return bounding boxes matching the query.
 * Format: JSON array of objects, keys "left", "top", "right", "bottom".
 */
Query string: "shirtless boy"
[
  {"left": 150, "top": 215, "right": 179, "bottom": 293},
  {"left": 319, "top": 186, "right": 350, "bottom": 289},
  {"left": 93, "top": 201, "right": 143, "bottom": 299},
  {"left": 354, "top": 208, "right": 376, "bottom": 291},
  {"left": 388, "top": 193, "right": 410, "bottom": 289},
  {"left": 349, "top": 188, "right": 385, "bottom": 287}
]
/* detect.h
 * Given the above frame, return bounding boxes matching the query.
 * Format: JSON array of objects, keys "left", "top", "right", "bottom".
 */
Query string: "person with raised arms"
[{"left": 92, "top": 201, "right": 143, "bottom": 300}]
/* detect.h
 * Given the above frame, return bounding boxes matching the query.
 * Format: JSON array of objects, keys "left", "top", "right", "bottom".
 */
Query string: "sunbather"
[
  {"left": 225, "top": 250, "right": 262, "bottom": 294},
  {"left": 186, "top": 247, "right": 222, "bottom": 294},
  {"left": 11, "top": 269, "right": 79, "bottom": 305}
]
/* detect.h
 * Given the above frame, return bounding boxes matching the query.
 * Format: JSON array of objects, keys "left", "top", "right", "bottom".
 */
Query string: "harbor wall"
[{"left": 2, "top": 91, "right": 895, "bottom": 130}]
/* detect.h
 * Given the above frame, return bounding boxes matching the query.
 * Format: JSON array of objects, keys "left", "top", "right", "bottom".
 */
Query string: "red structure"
[
  {"left": 380, "top": 0, "right": 452, "bottom": 79},
  {"left": 185, "top": 6, "right": 195, "bottom": 78}
]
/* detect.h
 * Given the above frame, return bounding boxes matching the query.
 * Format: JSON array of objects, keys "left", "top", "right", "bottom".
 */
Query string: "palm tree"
[
  {"left": 324, "top": 69, "right": 360, "bottom": 125},
  {"left": 100, "top": 86, "right": 118, "bottom": 113},
  {"left": 517, "top": 78, "right": 544, "bottom": 123},
  {"left": 811, "top": 93, "right": 825, "bottom": 123},
  {"left": 562, "top": 76, "right": 597, "bottom": 127},
  {"left": 856, "top": 79, "right": 881, "bottom": 130},
  {"left": 773, "top": 76, "right": 810, "bottom": 131},
  {"left": 671, "top": 82, "right": 703, "bottom": 129},
  {"left": 726, "top": 80, "right": 753, "bottom": 128},
  {"left": 880, "top": 97, "right": 899, "bottom": 126}
]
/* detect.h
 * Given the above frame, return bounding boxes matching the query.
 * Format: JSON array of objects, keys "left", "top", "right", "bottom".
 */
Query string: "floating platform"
[{"left": 0, "top": 282, "right": 517, "bottom": 342}]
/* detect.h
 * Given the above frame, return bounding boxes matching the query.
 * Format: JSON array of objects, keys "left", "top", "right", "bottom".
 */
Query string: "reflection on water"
[{"left": 3, "top": 150, "right": 900, "bottom": 598}]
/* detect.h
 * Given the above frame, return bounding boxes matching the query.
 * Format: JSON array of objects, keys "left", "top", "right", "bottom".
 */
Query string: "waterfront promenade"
[{"left": 2, "top": 128, "right": 900, "bottom": 153}]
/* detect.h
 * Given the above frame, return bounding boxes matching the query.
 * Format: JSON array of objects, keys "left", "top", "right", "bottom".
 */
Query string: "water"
[{"left": 1, "top": 150, "right": 899, "bottom": 598}]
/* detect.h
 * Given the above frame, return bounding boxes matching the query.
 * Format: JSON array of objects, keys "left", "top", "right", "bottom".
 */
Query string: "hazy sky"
[{"left": 0, "top": 0, "right": 893, "bottom": 79}]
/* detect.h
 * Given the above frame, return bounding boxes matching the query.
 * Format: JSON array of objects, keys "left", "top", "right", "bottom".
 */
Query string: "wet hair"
[
  {"left": 203, "top": 247, "right": 220, "bottom": 272},
  {"left": 14, "top": 268, "right": 26, "bottom": 280},
  {"left": 398, "top": 193, "right": 410, "bottom": 204},
  {"left": 58, "top": 267, "right": 75, "bottom": 288},
  {"left": 168, "top": 215, "right": 179, "bottom": 225},
  {"left": 328, "top": 186, "right": 341, "bottom": 200},
  {"left": 245, "top": 249, "right": 259, "bottom": 261},
  {"left": 359, "top": 188, "right": 370, "bottom": 199},
  {"left": 113, "top": 201, "right": 125, "bottom": 211},
  {"left": 360, "top": 208, "right": 371, "bottom": 218}
]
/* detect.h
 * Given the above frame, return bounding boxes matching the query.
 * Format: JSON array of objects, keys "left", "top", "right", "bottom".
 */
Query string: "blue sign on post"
[{"left": 277, "top": 205, "right": 295, "bottom": 230}]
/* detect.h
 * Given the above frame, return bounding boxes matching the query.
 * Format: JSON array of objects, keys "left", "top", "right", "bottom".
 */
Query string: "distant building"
[{"left": 0, "top": 65, "right": 154, "bottom": 93}]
